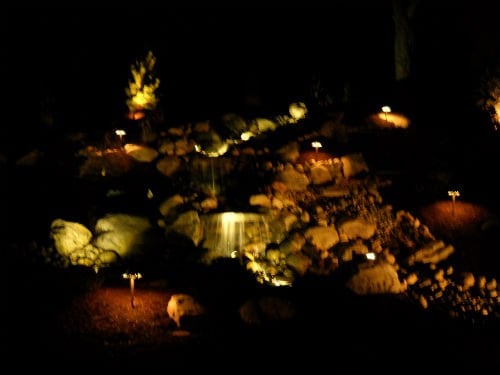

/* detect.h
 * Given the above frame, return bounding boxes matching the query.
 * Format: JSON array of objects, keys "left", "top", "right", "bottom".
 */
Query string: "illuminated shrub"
[{"left": 125, "top": 50, "right": 160, "bottom": 113}]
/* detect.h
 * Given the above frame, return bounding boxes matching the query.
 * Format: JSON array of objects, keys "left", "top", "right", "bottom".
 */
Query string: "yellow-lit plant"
[{"left": 126, "top": 50, "right": 160, "bottom": 113}]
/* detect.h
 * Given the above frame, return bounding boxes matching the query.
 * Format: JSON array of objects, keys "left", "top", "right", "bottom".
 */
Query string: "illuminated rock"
[
  {"left": 168, "top": 210, "right": 202, "bottom": 247},
  {"left": 276, "top": 141, "right": 300, "bottom": 163},
  {"left": 304, "top": 225, "right": 340, "bottom": 251},
  {"left": 249, "top": 194, "right": 272, "bottom": 208},
  {"left": 156, "top": 156, "right": 182, "bottom": 177},
  {"left": 158, "top": 139, "right": 175, "bottom": 155},
  {"left": 93, "top": 214, "right": 151, "bottom": 259},
  {"left": 275, "top": 164, "right": 310, "bottom": 192},
  {"left": 279, "top": 233, "right": 306, "bottom": 255},
  {"left": 50, "top": 219, "right": 92, "bottom": 257},
  {"left": 320, "top": 185, "right": 350, "bottom": 198},
  {"left": 286, "top": 253, "right": 312, "bottom": 276},
  {"left": 124, "top": 143, "right": 159, "bottom": 162},
  {"left": 289, "top": 102, "right": 307, "bottom": 121},
  {"left": 309, "top": 164, "right": 333, "bottom": 185},
  {"left": 337, "top": 217, "right": 377, "bottom": 240},
  {"left": 174, "top": 139, "right": 191, "bottom": 156},
  {"left": 340, "top": 153, "right": 369, "bottom": 179},
  {"left": 167, "top": 293, "right": 205, "bottom": 329},
  {"left": 159, "top": 194, "right": 185, "bottom": 217},
  {"left": 255, "top": 118, "right": 277, "bottom": 133},
  {"left": 408, "top": 240, "right": 454, "bottom": 265},
  {"left": 200, "top": 197, "right": 218, "bottom": 212},
  {"left": 347, "top": 263, "right": 406, "bottom": 295}
]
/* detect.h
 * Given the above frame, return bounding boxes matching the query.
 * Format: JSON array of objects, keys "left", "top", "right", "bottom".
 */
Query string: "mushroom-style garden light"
[
  {"left": 123, "top": 272, "right": 142, "bottom": 308},
  {"left": 448, "top": 190, "right": 460, "bottom": 216}
]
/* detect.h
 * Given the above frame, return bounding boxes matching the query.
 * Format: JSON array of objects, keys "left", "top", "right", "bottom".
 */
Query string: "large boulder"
[
  {"left": 50, "top": 219, "right": 93, "bottom": 257},
  {"left": 347, "top": 263, "right": 406, "bottom": 295},
  {"left": 167, "top": 294, "right": 206, "bottom": 329},
  {"left": 304, "top": 225, "right": 340, "bottom": 251},
  {"left": 168, "top": 210, "right": 202, "bottom": 246},
  {"left": 124, "top": 143, "right": 159, "bottom": 162},
  {"left": 337, "top": 217, "right": 377, "bottom": 240},
  {"left": 156, "top": 156, "right": 182, "bottom": 177},
  {"left": 93, "top": 214, "right": 151, "bottom": 259},
  {"left": 275, "top": 164, "right": 310, "bottom": 192},
  {"left": 159, "top": 194, "right": 185, "bottom": 217}
]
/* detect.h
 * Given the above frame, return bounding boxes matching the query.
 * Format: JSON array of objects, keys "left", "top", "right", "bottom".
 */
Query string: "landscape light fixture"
[
  {"left": 123, "top": 272, "right": 142, "bottom": 308},
  {"left": 115, "top": 129, "right": 126, "bottom": 144},
  {"left": 311, "top": 141, "right": 322, "bottom": 159},
  {"left": 366, "top": 252, "right": 376, "bottom": 261},
  {"left": 448, "top": 190, "right": 460, "bottom": 216},
  {"left": 381, "top": 106, "right": 391, "bottom": 123}
]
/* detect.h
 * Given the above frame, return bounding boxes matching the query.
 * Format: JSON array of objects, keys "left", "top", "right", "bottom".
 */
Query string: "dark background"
[{"left": 2, "top": 2, "right": 500, "bottom": 156}]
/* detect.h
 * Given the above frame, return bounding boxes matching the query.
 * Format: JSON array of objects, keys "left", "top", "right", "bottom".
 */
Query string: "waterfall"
[
  {"left": 200, "top": 212, "right": 271, "bottom": 263},
  {"left": 190, "top": 156, "right": 234, "bottom": 196}
]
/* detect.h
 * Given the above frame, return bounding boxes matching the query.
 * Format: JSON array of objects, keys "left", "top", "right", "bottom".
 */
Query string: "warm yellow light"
[
  {"left": 311, "top": 141, "right": 322, "bottom": 149},
  {"left": 241, "top": 131, "right": 255, "bottom": 141},
  {"left": 122, "top": 272, "right": 142, "bottom": 279},
  {"left": 448, "top": 190, "right": 460, "bottom": 216},
  {"left": 494, "top": 101, "right": 500, "bottom": 124},
  {"left": 289, "top": 102, "right": 308, "bottom": 120},
  {"left": 115, "top": 129, "right": 126, "bottom": 137},
  {"left": 375, "top": 112, "right": 410, "bottom": 128},
  {"left": 382, "top": 106, "right": 391, "bottom": 113},
  {"left": 366, "top": 252, "right": 376, "bottom": 260},
  {"left": 122, "top": 272, "right": 142, "bottom": 308},
  {"left": 125, "top": 51, "right": 160, "bottom": 113}
]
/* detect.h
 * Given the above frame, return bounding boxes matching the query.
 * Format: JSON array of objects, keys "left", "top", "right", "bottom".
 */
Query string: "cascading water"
[
  {"left": 190, "top": 156, "right": 234, "bottom": 196},
  {"left": 200, "top": 212, "right": 272, "bottom": 263}
]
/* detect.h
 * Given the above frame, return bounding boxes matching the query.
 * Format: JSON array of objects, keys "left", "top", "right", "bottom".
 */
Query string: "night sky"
[{"left": 3, "top": 2, "right": 500, "bottom": 154}]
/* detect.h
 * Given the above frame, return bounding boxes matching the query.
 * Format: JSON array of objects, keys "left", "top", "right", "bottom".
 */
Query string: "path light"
[
  {"left": 123, "top": 272, "right": 142, "bottom": 308},
  {"left": 115, "top": 129, "right": 126, "bottom": 143},
  {"left": 311, "top": 141, "right": 322, "bottom": 159},
  {"left": 381, "top": 106, "right": 391, "bottom": 123},
  {"left": 448, "top": 190, "right": 460, "bottom": 216},
  {"left": 366, "top": 252, "right": 376, "bottom": 261}
]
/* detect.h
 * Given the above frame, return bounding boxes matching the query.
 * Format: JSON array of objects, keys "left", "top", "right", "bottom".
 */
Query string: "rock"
[
  {"left": 346, "top": 263, "right": 406, "bottom": 295},
  {"left": 156, "top": 156, "right": 182, "bottom": 177},
  {"left": 304, "top": 226, "right": 340, "bottom": 251},
  {"left": 249, "top": 194, "right": 272, "bottom": 208},
  {"left": 309, "top": 164, "right": 333, "bottom": 185},
  {"left": 337, "top": 217, "right": 376, "bottom": 241},
  {"left": 340, "top": 153, "right": 369, "bottom": 178},
  {"left": 159, "top": 194, "right": 185, "bottom": 217},
  {"left": 168, "top": 211, "right": 202, "bottom": 246},
  {"left": 275, "top": 164, "right": 310, "bottom": 191},
  {"left": 124, "top": 143, "right": 159, "bottom": 162},
  {"left": 50, "top": 219, "right": 93, "bottom": 257},
  {"left": 408, "top": 240, "right": 454, "bottom": 265},
  {"left": 286, "top": 253, "right": 312, "bottom": 276},
  {"left": 279, "top": 233, "right": 306, "bottom": 255},
  {"left": 93, "top": 214, "right": 151, "bottom": 258},
  {"left": 167, "top": 294, "right": 205, "bottom": 329}
]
